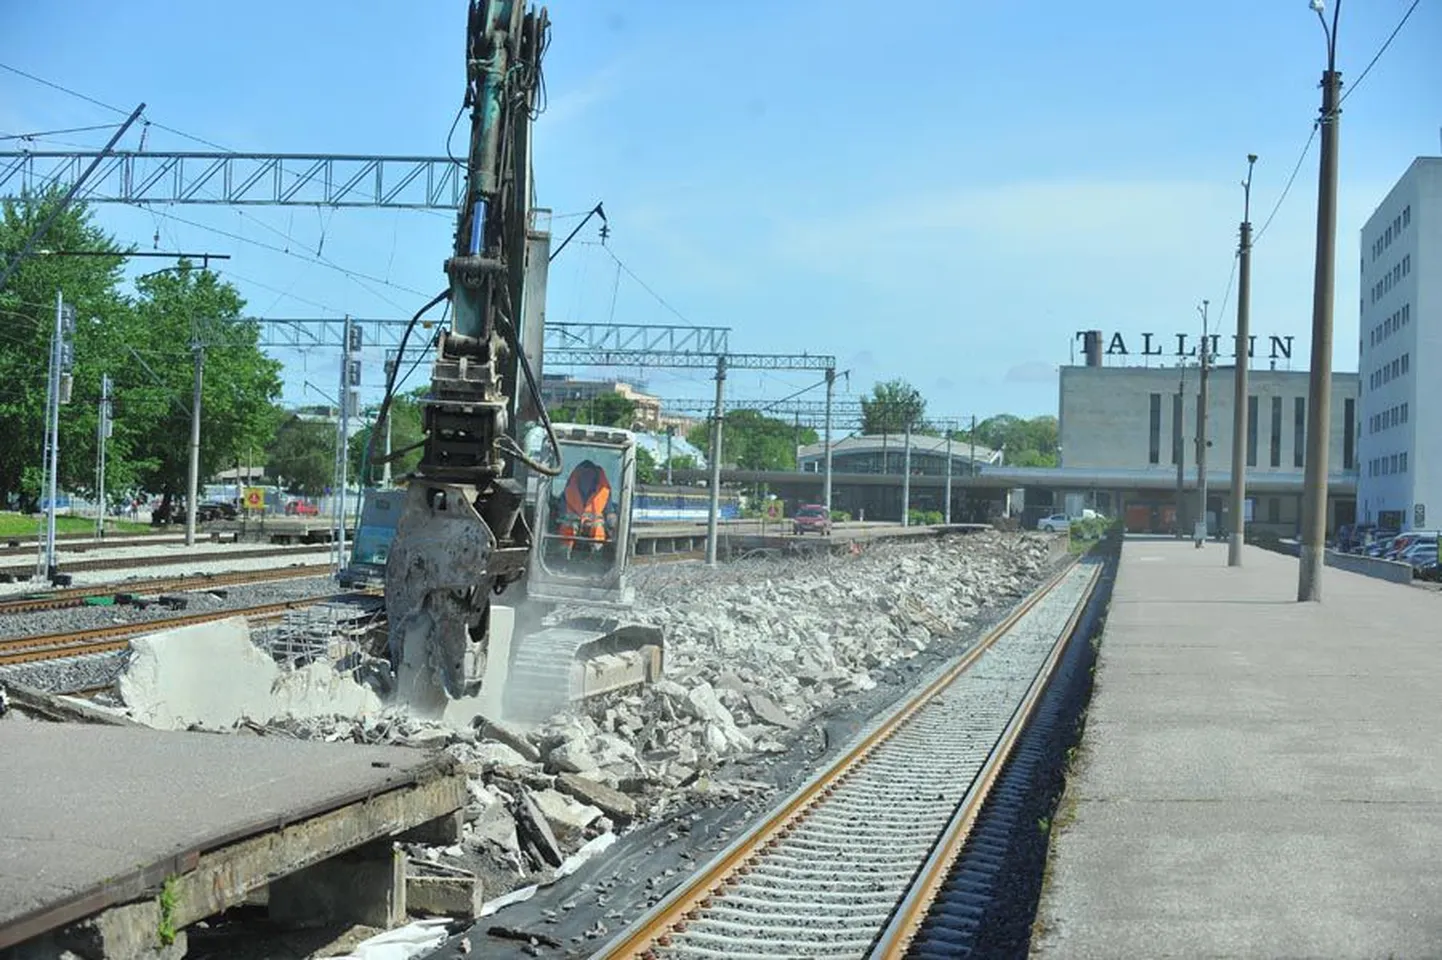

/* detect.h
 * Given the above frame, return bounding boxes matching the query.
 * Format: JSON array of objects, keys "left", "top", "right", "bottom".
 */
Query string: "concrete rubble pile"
[{"left": 235, "top": 532, "right": 1053, "bottom": 913}]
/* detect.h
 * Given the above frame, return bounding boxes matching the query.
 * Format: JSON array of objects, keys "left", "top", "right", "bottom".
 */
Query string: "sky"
[{"left": 2, "top": 0, "right": 1439, "bottom": 423}]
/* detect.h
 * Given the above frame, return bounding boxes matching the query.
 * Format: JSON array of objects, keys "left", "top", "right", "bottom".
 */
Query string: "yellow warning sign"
[
  {"left": 243, "top": 487, "right": 265, "bottom": 511},
  {"left": 764, "top": 500, "right": 784, "bottom": 521}
]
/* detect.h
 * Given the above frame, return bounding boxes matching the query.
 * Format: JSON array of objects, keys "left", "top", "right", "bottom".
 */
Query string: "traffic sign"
[
  {"left": 243, "top": 487, "right": 265, "bottom": 511},
  {"left": 764, "top": 500, "right": 784, "bottom": 522}
]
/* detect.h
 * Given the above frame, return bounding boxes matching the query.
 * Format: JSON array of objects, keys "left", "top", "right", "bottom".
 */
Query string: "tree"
[
  {"left": 122, "top": 264, "right": 282, "bottom": 501},
  {"left": 0, "top": 190, "right": 130, "bottom": 508},
  {"left": 266, "top": 414, "right": 335, "bottom": 495},
  {"left": 550, "top": 392, "right": 636, "bottom": 429},
  {"left": 686, "top": 410, "right": 816, "bottom": 471},
  {"left": 350, "top": 390, "right": 426, "bottom": 484},
  {"left": 861, "top": 379, "right": 926, "bottom": 434},
  {"left": 636, "top": 446, "right": 658, "bottom": 484},
  {"left": 968, "top": 414, "right": 1060, "bottom": 466}
]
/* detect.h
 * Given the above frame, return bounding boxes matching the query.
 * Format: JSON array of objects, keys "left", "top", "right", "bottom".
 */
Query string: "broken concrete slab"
[
  {"left": 513, "top": 791, "right": 563, "bottom": 868},
  {"left": 555, "top": 772, "right": 638, "bottom": 824},
  {"left": 473, "top": 716, "right": 541, "bottom": 762},
  {"left": 747, "top": 690, "right": 798, "bottom": 729},
  {"left": 118, "top": 618, "right": 383, "bottom": 731},
  {"left": 530, "top": 789, "right": 603, "bottom": 844},
  {"left": 406, "top": 873, "right": 483, "bottom": 919}
]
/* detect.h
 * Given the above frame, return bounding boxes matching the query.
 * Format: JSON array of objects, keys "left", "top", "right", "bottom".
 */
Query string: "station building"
[
  {"left": 1058, "top": 362, "right": 1359, "bottom": 535},
  {"left": 1356, "top": 156, "right": 1440, "bottom": 531}
]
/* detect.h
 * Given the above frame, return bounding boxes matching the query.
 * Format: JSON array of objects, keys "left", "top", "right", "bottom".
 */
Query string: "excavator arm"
[{"left": 385, "top": 1, "right": 552, "bottom": 712}]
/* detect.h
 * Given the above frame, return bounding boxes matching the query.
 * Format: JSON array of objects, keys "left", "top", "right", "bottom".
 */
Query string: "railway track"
[
  {"left": 0, "top": 565, "right": 336, "bottom": 616},
  {"left": 595, "top": 557, "right": 1102, "bottom": 960},
  {"left": 0, "top": 593, "right": 373, "bottom": 667},
  {"left": 0, "top": 534, "right": 187, "bottom": 558},
  {"left": 0, "top": 544, "right": 331, "bottom": 580}
]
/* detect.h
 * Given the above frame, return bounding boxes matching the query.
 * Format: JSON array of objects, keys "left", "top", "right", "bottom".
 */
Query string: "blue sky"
[{"left": 2, "top": 0, "right": 1439, "bottom": 421}]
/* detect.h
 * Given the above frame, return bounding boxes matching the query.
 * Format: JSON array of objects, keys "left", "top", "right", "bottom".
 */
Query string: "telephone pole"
[
  {"left": 1229, "top": 155, "right": 1257, "bottom": 567},
  {"left": 1195, "top": 300, "right": 1210, "bottom": 546},
  {"left": 1174, "top": 367, "right": 1186, "bottom": 538},
  {"left": 1299, "top": 0, "right": 1342, "bottom": 602}
]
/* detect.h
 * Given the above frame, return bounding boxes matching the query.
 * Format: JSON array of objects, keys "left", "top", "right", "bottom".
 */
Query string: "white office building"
[{"left": 1357, "top": 157, "right": 1440, "bottom": 531}]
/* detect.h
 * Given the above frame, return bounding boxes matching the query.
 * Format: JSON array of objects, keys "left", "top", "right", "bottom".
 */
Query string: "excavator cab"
[{"left": 528, "top": 424, "right": 636, "bottom": 606}]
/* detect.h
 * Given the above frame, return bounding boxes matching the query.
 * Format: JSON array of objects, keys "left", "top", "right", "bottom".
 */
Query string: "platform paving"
[
  {"left": 1032, "top": 539, "right": 1442, "bottom": 959},
  {"left": 0, "top": 720, "right": 462, "bottom": 951}
]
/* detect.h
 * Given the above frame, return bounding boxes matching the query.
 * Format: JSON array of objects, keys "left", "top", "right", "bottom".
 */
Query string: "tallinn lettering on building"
[{"left": 1076, "top": 330, "right": 1296, "bottom": 360}]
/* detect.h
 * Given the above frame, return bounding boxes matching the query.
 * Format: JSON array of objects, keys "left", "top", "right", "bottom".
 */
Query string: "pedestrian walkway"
[{"left": 1032, "top": 539, "right": 1442, "bottom": 959}]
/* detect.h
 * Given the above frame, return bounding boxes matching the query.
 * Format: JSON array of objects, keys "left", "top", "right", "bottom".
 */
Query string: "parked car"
[
  {"left": 1400, "top": 541, "right": 1438, "bottom": 570},
  {"left": 1037, "top": 513, "right": 1070, "bottom": 533},
  {"left": 792, "top": 503, "right": 833, "bottom": 536},
  {"left": 285, "top": 498, "right": 320, "bottom": 516}
]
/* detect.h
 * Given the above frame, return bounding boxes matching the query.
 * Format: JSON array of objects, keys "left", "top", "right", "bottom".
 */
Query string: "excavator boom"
[{"left": 385, "top": 1, "right": 551, "bottom": 709}]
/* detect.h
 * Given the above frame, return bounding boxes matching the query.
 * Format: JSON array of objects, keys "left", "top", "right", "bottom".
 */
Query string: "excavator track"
[{"left": 504, "top": 618, "right": 664, "bottom": 724}]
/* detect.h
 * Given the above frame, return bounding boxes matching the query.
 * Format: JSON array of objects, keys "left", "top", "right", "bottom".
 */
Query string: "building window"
[
  {"left": 1247, "top": 395, "right": 1258, "bottom": 467},
  {"left": 1269, "top": 396, "right": 1282, "bottom": 468},
  {"left": 1401, "top": 452, "right": 1408, "bottom": 473},
  {"left": 1148, "top": 393, "right": 1161, "bottom": 464},
  {"left": 1268, "top": 497, "right": 1281, "bottom": 524},
  {"left": 1172, "top": 393, "right": 1183, "bottom": 465},
  {"left": 1402, "top": 353, "right": 1409, "bottom": 375},
  {"left": 1344, "top": 397, "right": 1355, "bottom": 470},
  {"left": 1402, "top": 402, "right": 1408, "bottom": 424},
  {"left": 1391, "top": 453, "right": 1399, "bottom": 474},
  {"left": 1404, "top": 205, "right": 1410, "bottom": 227},
  {"left": 1294, "top": 397, "right": 1305, "bottom": 468}
]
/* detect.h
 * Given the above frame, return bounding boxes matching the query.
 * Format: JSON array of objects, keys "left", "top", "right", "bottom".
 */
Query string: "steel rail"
[
  {"left": 0, "top": 544, "right": 331, "bottom": 579},
  {"left": 0, "top": 565, "right": 335, "bottom": 615},
  {"left": 593, "top": 556, "right": 1093, "bottom": 959},
  {"left": 0, "top": 594, "right": 368, "bottom": 666},
  {"left": 869, "top": 562, "right": 1102, "bottom": 958}
]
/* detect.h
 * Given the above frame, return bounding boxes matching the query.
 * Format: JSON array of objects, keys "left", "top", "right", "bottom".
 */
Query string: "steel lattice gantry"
[
  {"left": 658, "top": 397, "right": 864, "bottom": 427},
  {"left": 251, "top": 319, "right": 734, "bottom": 356},
  {"left": 0, "top": 151, "right": 465, "bottom": 209}
]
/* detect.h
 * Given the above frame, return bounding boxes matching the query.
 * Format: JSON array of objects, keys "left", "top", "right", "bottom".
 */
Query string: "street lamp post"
[
  {"left": 1229, "top": 155, "right": 1258, "bottom": 567},
  {"left": 1298, "top": 0, "right": 1343, "bottom": 602},
  {"left": 1195, "top": 300, "right": 1211, "bottom": 547}
]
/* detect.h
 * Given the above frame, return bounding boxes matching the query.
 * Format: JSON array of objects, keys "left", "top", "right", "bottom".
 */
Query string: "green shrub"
[
  {"left": 830, "top": 510, "right": 852, "bottom": 523},
  {"left": 908, "top": 509, "right": 944, "bottom": 526}
]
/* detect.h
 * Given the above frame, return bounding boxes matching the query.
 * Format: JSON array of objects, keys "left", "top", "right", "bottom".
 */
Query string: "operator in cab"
[{"left": 557, "top": 459, "right": 615, "bottom": 552}]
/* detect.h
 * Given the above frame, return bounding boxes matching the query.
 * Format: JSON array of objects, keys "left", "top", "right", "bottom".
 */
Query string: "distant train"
[{"left": 633, "top": 484, "right": 741, "bottom": 523}]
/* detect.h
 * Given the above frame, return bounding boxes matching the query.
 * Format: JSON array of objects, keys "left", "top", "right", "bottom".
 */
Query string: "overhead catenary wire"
[
  {"left": 1337, "top": 0, "right": 1421, "bottom": 107},
  {"left": 1251, "top": 123, "right": 1318, "bottom": 248}
]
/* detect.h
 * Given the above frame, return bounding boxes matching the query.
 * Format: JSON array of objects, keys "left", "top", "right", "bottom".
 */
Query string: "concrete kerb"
[{"left": 1323, "top": 549, "right": 1414, "bottom": 585}]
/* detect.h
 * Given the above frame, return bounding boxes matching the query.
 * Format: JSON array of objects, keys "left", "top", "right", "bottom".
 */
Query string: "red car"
[
  {"left": 792, "top": 503, "right": 833, "bottom": 536},
  {"left": 285, "top": 499, "right": 320, "bottom": 516}
]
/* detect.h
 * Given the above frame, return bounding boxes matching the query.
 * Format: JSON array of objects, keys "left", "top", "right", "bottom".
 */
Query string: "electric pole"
[
  {"left": 1229, "top": 155, "right": 1257, "bottom": 567},
  {"left": 1175, "top": 369, "right": 1186, "bottom": 539},
  {"left": 822, "top": 367, "right": 835, "bottom": 515},
  {"left": 705, "top": 355, "right": 727, "bottom": 566},
  {"left": 95, "top": 374, "right": 112, "bottom": 539},
  {"left": 185, "top": 331, "right": 204, "bottom": 548},
  {"left": 334, "top": 316, "right": 360, "bottom": 571},
  {"left": 36, "top": 293, "right": 73, "bottom": 582},
  {"left": 944, "top": 428, "right": 954, "bottom": 525},
  {"left": 665, "top": 426, "right": 674, "bottom": 486},
  {"left": 1299, "top": 0, "right": 1342, "bottom": 602},
  {"left": 1195, "top": 300, "right": 1210, "bottom": 547},
  {"left": 901, "top": 419, "right": 912, "bottom": 526}
]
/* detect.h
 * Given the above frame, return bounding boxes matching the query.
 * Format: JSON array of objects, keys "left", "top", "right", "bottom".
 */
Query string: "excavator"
[{"left": 347, "top": 0, "right": 662, "bottom": 724}]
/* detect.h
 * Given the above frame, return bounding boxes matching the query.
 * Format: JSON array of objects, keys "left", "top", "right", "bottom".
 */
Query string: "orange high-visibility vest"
[{"left": 561, "top": 463, "right": 611, "bottom": 543}]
